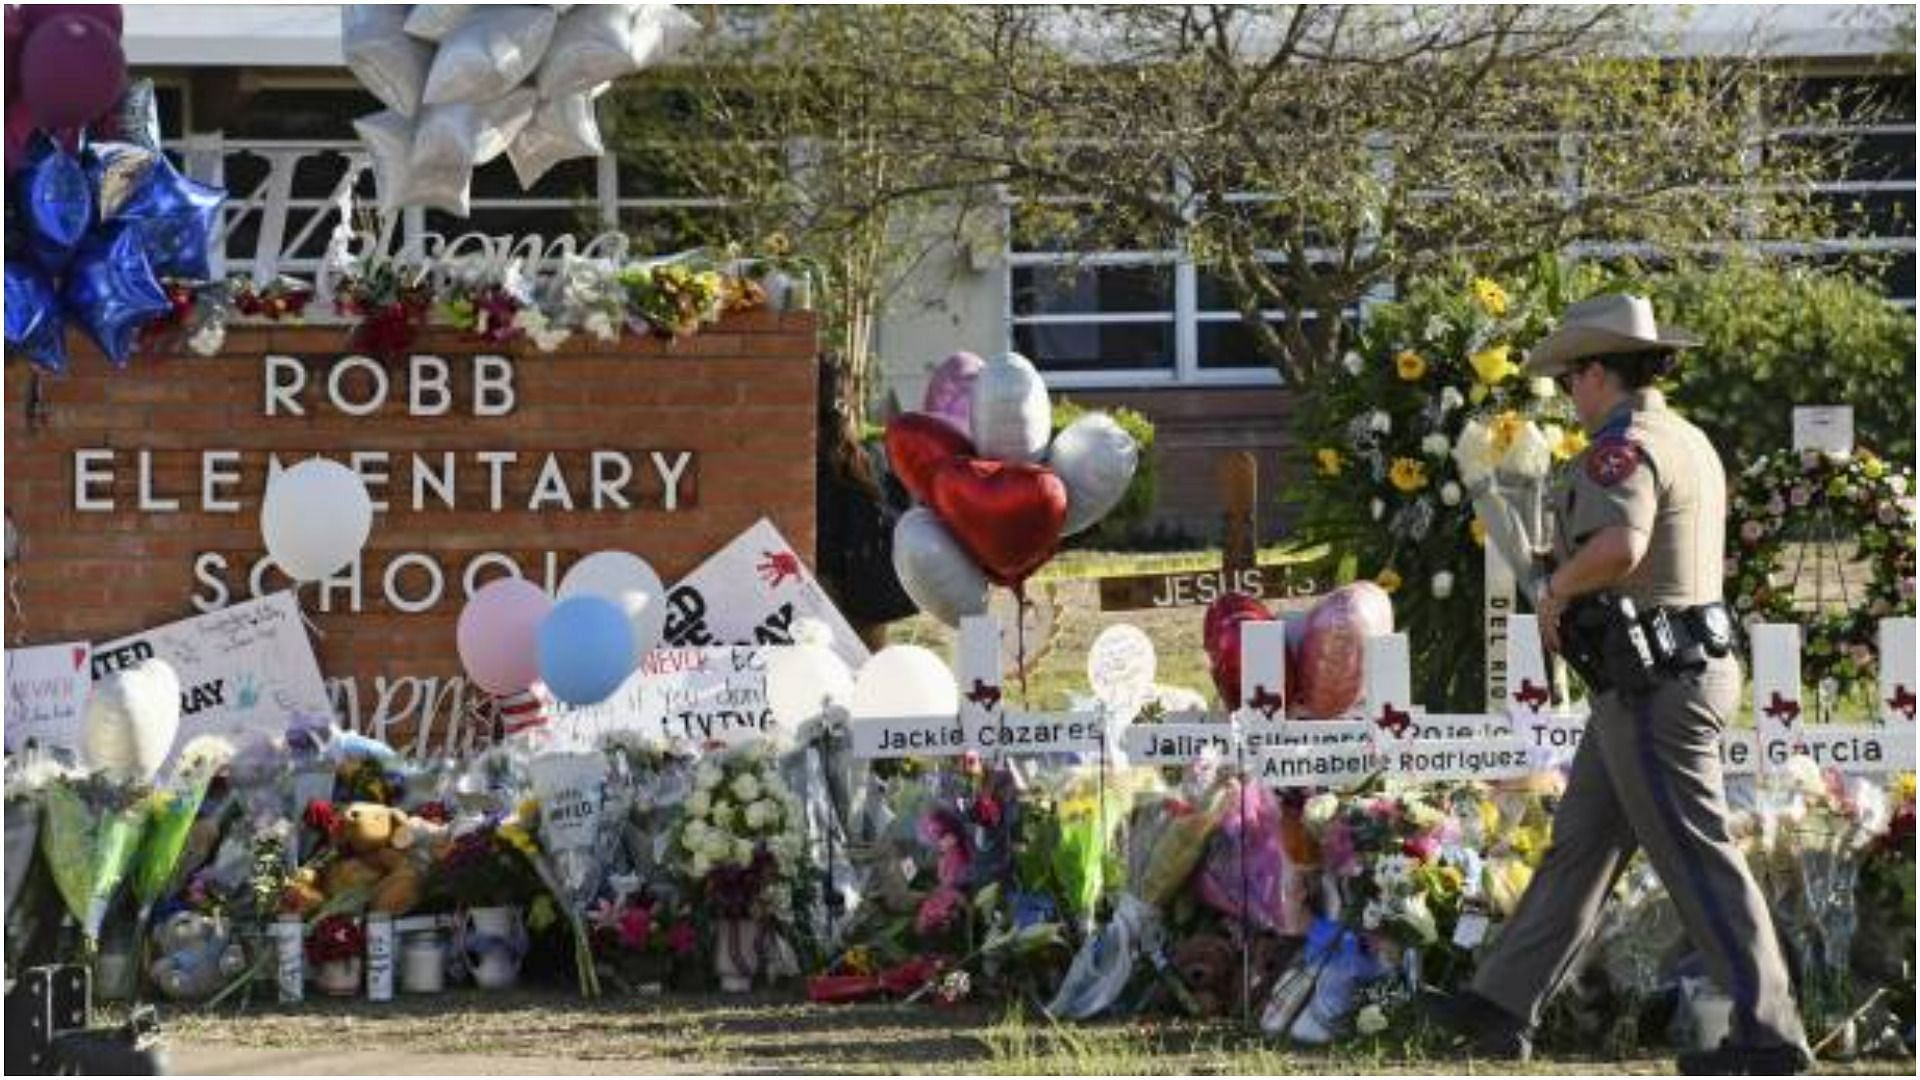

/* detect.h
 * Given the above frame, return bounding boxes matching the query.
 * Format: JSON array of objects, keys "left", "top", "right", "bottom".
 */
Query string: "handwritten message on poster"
[
  {"left": 556, "top": 647, "right": 773, "bottom": 748},
  {"left": 662, "top": 518, "right": 871, "bottom": 671},
  {"left": 90, "top": 591, "right": 331, "bottom": 765},
  {"left": 4, "top": 641, "right": 93, "bottom": 753}
]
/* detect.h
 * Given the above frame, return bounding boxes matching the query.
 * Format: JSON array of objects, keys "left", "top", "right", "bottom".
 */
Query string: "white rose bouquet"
[{"left": 672, "top": 744, "right": 808, "bottom": 920}]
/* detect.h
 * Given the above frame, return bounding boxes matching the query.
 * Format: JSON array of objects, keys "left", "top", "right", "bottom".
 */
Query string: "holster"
[{"left": 1559, "top": 593, "right": 1658, "bottom": 698}]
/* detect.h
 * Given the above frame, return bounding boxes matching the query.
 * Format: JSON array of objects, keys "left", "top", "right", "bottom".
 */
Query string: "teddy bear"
[
  {"left": 148, "top": 910, "right": 248, "bottom": 1000},
  {"left": 281, "top": 802, "right": 427, "bottom": 916}
]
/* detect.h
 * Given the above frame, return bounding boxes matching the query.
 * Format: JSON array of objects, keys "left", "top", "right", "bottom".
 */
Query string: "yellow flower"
[
  {"left": 1478, "top": 799, "right": 1501, "bottom": 837},
  {"left": 1550, "top": 425, "right": 1587, "bottom": 462},
  {"left": 499, "top": 823, "right": 540, "bottom": 858},
  {"left": 1316, "top": 448, "right": 1344, "bottom": 476},
  {"left": 1388, "top": 458, "right": 1429, "bottom": 493},
  {"left": 845, "top": 946, "right": 876, "bottom": 976},
  {"left": 1375, "top": 568, "right": 1403, "bottom": 593},
  {"left": 1470, "top": 517, "right": 1488, "bottom": 546},
  {"left": 1487, "top": 410, "right": 1526, "bottom": 455},
  {"left": 1860, "top": 453, "right": 1886, "bottom": 479},
  {"left": 765, "top": 231, "right": 793, "bottom": 258},
  {"left": 1395, "top": 350, "right": 1427, "bottom": 381},
  {"left": 1895, "top": 772, "right": 1915, "bottom": 805},
  {"left": 1470, "top": 277, "right": 1509, "bottom": 317},
  {"left": 516, "top": 798, "right": 541, "bottom": 822},
  {"left": 1469, "top": 344, "right": 1517, "bottom": 385},
  {"left": 1469, "top": 383, "right": 1489, "bottom": 405}
]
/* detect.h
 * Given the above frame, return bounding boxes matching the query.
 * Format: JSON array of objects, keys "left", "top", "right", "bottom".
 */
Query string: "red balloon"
[
  {"left": 884, "top": 412, "right": 975, "bottom": 506},
  {"left": 5, "top": 7, "right": 24, "bottom": 103},
  {"left": 927, "top": 458, "right": 1066, "bottom": 587},
  {"left": 1202, "top": 593, "right": 1274, "bottom": 709},
  {"left": 3, "top": 99, "right": 32, "bottom": 170},
  {"left": 19, "top": 13, "right": 124, "bottom": 130},
  {"left": 20, "top": 5, "right": 122, "bottom": 38},
  {"left": 1293, "top": 582, "right": 1395, "bottom": 718}
]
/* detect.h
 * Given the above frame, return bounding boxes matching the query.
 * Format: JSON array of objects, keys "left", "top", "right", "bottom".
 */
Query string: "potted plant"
[
  {"left": 589, "top": 890, "right": 699, "bottom": 995},
  {"left": 305, "top": 913, "right": 366, "bottom": 997}
]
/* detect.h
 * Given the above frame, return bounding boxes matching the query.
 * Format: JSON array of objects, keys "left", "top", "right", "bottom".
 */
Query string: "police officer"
[{"left": 1428, "top": 295, "right": 1811, "bottom": 1074}]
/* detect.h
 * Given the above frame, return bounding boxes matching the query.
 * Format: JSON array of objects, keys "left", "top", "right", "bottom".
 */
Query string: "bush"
[
  {"left": 1647, "top": 259, "right": 1916, "bottom": 468},
  {"left": 1051, "top": 397, "right": 1159, "bottom": 548}
]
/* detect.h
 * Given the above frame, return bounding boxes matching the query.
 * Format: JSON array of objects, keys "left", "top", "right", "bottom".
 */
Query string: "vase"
[
  {"left": 463, "top": 906, "right": 526, "bottom": 991},
  {"left": 400, "top": 930, "right": 447, "bottom": 994},
  {"left": 312, "top": 957, "right": 363, "bottom": 997},
  {"left": 712, "top": 917, "right": 764, "bottom": 994}
]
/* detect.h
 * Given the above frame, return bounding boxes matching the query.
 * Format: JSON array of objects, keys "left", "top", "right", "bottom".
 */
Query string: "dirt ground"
[{"left": 152, "top": 990, "right": 1916, "bottom": 1076}]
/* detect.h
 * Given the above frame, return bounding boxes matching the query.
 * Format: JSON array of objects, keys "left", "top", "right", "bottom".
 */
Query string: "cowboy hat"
[{"left": 1523, "top": 293, "right": 1699, "bottom": 377}]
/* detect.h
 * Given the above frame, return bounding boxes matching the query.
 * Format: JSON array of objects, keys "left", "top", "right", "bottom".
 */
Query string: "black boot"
[
  {"left": 1420, "top": 989, "right": 1534, "bottom": 1062},
  {"left": 1676, "top": 1040, "right": 1812, "bottom": 1075}
]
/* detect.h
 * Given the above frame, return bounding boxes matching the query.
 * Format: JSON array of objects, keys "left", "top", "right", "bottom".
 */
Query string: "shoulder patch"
[{"left": 1586, "top": 434, "right": 1641, "bottom": 487}]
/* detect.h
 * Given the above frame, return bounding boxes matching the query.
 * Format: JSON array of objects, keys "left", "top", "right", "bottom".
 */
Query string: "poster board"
[{"left": 663, "top": 518, "right": 871, "bottom": 670}]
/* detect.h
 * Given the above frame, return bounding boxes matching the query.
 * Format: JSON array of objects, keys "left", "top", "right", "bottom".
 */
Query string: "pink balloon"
[
  {"left": 19, "top": 13, "right": 124, "bottom": 130},
  {"left": 1293, "top": 582, "right": 1395, "bottom": 718},
  {"left": 457, "top": 577, "right": 553, "bottom": 696},
  {"left": 21, "top": 5, "right": 122, "bottom": 38},
  {"left": 922, "top": 351, "right": 984, "bottom": 436}
]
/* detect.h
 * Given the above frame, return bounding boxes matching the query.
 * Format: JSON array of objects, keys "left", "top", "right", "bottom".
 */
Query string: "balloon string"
[
  {"left": 1014, "top": 582, "right": 1030, "bottom": 706},
  {"left": 294, "top": 586, "right": 327, "bottom": 639}
]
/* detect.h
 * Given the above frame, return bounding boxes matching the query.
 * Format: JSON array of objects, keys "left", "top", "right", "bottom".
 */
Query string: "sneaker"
[
  {"left": 1420, "top": 989, "right": 1535, "bottom": 1062},
  {"left": 1676, "top": 1040, "right": 1813, "bottom": 1075}
]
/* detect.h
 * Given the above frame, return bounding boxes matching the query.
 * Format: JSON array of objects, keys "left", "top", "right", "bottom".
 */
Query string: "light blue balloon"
[{"left": 537, "top": 595, "right": 636, "bottom": 706}]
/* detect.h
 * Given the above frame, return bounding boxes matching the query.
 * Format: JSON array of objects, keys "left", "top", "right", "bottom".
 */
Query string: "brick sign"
[{"left": 4, "top": 313, "right": 819, "bottom": 752}]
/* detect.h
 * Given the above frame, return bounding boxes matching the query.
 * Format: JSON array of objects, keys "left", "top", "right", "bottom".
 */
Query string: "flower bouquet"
[
  {"left": 619, "top": 261, "right": 730, "bottom": 339},
  {"left": 1048, "top": 782, "right": 1222, "bottom": 1019},
  {"left": 588, "top": 888, "right": 698, "bottom": 994},
  {"left": 675, "top": 744, "right": 808, "bottom": 990},
  {"left": 305, "top": 912, "right": 366, "bottom": 996}
]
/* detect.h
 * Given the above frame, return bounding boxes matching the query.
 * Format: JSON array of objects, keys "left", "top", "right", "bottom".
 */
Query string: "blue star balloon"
[
  {"left": 102, "top": 145, "right": 225, "bottom": 280},
  {"left": 3, "top": 258, "right": 68, "bottom": 373},
  {"left": 62, "top": 221, "right": 172, "bottom": 367},
  {"left": 21, "top": 134, "right": 94, "bottom": 273}
]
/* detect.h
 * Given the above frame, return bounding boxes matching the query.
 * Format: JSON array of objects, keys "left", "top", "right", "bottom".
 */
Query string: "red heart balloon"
[
  {"left": 885, "top": 412, "right": 976, "bottom": 505},
  {"left": 927, "top": 458, "right": 1066, "bottom": 587},
  {"left": 1203, "top": 593, "right": 1274, "bottom": 709},
  {"left": 1294, "top": 582, "right": 1395, "bottom": 718}
]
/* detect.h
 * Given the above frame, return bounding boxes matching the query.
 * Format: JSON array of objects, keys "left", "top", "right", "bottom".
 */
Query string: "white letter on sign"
[
  {"left": 74, "top": 449, "right": 114, "bottom": 511},
  {"left": 264, "top": 355, "right": 306, "bottom": 416},
  {"left": 410, "top": 355, "right": 452, "bottom": 417},
  {"left": 329, "top": 355, "right": 390, "bottom": 417},
  {"left": 474, "top": 355, "right": 516, "bottom": 416}
]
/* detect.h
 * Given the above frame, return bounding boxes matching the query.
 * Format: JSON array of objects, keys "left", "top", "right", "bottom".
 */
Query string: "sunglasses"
[{"left": 1555, "top": 362, "right": 1593, "bottom": 393}]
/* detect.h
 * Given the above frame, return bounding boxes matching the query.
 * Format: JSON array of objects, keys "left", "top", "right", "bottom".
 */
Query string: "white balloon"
[
  {"left": 557, "top": 550, "right": 668, "bottom": 658},
  {"left": 850, "top": 646, "right": 958, "bottom": 720},
  {"left": 538, "top": 3, "right": 647, "bottom": 100},
  {"left": 402, "top": 91, "right": 534, "bottom": 217},
  {"left": 83, "top": 660, "right": 181, "bottom": 784},
  {"left": 261, "top": 458, "right": 373, "bottom": 583},
  {"left": 969, "top": 351, "right": 1051, "bottom": 464},
  {"left": 764, "top": 645, "right": 854, "bottom": 729},
  {"left": 421, "top": 6, "right": 558, "bottom": 107},
  {"left": 403, "top": 4, "right": 475, "bottom": 42},
  {"left": 343, "top": 6, "right": 433, "bottom": 118},
  {"left": 505, "top": 92, "right": 603, "bottom": 189},
  {"left": 1049, "top": 411, "right": 1140, "bottom": 536},
  {"left": 892, "top": 508, "right": 989, "bottom": 628},
  {"left": 353, "top": 110, "right": 415, "bottom": 213},
  {"left": 633, "top": 4, "right": 703, "bottom": 65}
]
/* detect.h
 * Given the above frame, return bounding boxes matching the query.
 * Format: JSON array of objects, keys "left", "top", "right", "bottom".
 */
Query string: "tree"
[
  {"left": 609, "top": 6, "right": 1874, "bottom": 415},
  {"left": 604, "top": 6, "right": 1004, "bottom": 419}
]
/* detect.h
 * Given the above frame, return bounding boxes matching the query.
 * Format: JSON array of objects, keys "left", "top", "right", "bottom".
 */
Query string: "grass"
[{"left": 151, "top": 991, "right": 1914, "bottom": 1075}]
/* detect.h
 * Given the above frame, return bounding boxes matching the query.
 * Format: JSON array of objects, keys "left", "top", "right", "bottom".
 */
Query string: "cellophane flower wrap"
[{"left": 1048, "top": 781, "right": 1222, "bottom": 1019}]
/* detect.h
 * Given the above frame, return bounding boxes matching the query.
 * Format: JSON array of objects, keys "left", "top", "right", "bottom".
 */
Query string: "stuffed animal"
[
  {"left": 148, "top": 910, "right": 248, "bottom": 1000},
  {"left": 308, "top": 803, "right": 425, "bottom": 914}
]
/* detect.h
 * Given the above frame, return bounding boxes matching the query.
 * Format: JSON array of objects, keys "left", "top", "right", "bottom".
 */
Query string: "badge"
[{"left": 1586, "top": 434, "right": 1640, "bottom": 487}]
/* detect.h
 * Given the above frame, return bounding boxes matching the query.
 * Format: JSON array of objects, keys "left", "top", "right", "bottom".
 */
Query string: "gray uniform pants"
[{"left": 1471, "top": 655, "right": 1806, "bottom": 1050}]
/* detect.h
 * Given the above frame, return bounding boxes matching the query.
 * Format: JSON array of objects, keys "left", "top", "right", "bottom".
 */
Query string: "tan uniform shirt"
[{"left": 1552, "top": 388, "right": 1726, "bottom": 609}]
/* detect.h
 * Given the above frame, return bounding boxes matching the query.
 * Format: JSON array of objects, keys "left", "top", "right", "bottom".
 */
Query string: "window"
[{"left": 1004, "top": 186, "right": 1304, "bottom": 387}]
